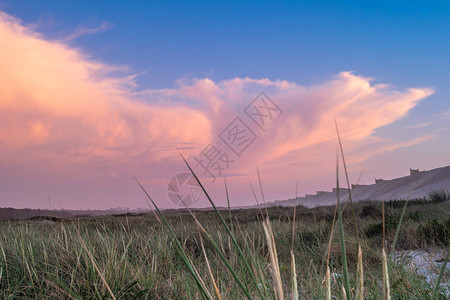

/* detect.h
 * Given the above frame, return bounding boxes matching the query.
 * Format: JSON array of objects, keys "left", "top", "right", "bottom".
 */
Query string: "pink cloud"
[{"left": 0, "top": 12, "right": 434, "bottom": 209}]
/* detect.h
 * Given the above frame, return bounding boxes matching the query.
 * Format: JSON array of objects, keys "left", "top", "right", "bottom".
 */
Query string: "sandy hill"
[{"left": 269, "top": 165, "right": 450, "bottom": 208}]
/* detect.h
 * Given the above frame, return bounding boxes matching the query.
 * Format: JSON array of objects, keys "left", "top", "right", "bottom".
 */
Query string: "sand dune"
[{"left": 270, "top": 165, "right": 450, "bottom": 208}]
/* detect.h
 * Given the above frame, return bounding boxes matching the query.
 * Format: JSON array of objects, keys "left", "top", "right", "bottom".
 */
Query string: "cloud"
[
  {"left": 0, "top": 12, "right": 212, "bottom": 175},
  {"left": 403, "top": 122, "right": 431, "bottom": 130},
  {"left": 141, "top": 74, "right": 432, "bottom": 177},
  {"left": 439, "top": 109, "right": 450, "bottom": 121},
  {"left": 0, "top": 11, "right": 434, "bottom": 208},
  {"left": 61, "top": 21, "right": 114, "bottom": 42}
]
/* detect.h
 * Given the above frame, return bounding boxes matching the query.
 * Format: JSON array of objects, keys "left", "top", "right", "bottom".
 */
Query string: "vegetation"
[{"left": 0, "top": 197, "right": 448, "bottom": 299}]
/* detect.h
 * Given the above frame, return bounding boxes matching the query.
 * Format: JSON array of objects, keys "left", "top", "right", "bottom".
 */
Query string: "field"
[{"left": 0, "top": 195, "right": 449, "bottom": 299}]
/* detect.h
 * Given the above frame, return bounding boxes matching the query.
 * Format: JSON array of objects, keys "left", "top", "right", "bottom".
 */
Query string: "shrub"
[
  {"left": 365, "top": 216, "right": 399, "bottom": 238},
  {"left": 418, "top": 218, "right": 450, "bottom": 246},
  {"left": 429, "top": 190, "right": 448, "bottom": 203}
]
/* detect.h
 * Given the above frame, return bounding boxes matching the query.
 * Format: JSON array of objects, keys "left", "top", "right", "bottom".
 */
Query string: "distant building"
[
  {"left": 351, "top": 184, "right": 366, "bottom": 189},
  {"left": 316, "top": 191, "right": 327, "bottom": 195},
  {"left": 410, "top": 168, "right": 424, "bottom": 175},
  {"left": 375, "top": 178, "right": 385, "bottom": 184},
  {"left": 305, "top": 194, "right": 314, "bottom": 197}
]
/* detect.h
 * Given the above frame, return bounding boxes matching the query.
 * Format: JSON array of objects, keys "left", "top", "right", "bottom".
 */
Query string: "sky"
[{"left": 0, "top": 1, "right": 449, "bottom": 209}]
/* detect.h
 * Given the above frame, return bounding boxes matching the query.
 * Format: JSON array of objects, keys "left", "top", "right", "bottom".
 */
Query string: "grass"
[{"left": 0, "top": 198, "right": 448, "bottom": 299}]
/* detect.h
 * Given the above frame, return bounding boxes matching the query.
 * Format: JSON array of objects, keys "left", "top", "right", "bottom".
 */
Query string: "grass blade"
[
  {"left": 382, "top": 248, "right": 391, "bottom": 300},
  {"left": 224, "top": 177, "right": 234, "bottom": 233},
  {"left": 291, "top": 250, "right": 299, "bottom": 300},
  {"left": 263, "top": 218, "right": 284, "bottom": 300},
  {"left": 200, "top": 226, "right": 253, "bottom": 299},
  {"left": 335, "top": 120, "right": 359, "bottom": 243},
  {"left": 325, "top": 266, "right": 331, "bottom": 300},
  {"left": 134, "top": 177, "right": 213, "bottom": 300},
  {"left": 355, "top": 245, "right": 364, "bottom": 300},
  {"left": 248, "top": 177, "right": 266, "bottom": 221},
  {"left": 291, "top": 178, "right": 300, "bottom": 300},
  {"left": 389, "top": 199, "right": 408, "bottom": 263},
  {"left": 168, "top": 180, "right": 254, "bottom": 299},
  {"left": 341, "top": 286, "right": 347, "bottom": 299},
  {"left": 74, "top": 226, "right": 117, "bottom": 300},
  {"left": 325, "top": 193, "right": 339, "bottom": 266},
  {"left": 336, "top": 147, "right": 351, "bottom": 300},
  {"left": 199, "top": 236, "right": 222, "bottom": 300},
  {"left": 431, "top": 250, "right": 449, "bottom": 300},
  {"left": 178, "top": 150, "right": 265, "bottom": 299}
]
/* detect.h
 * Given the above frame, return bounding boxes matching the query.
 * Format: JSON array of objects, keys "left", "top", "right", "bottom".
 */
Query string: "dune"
[{"left": 269, "top": 165, "right": 450, "bottom": 208}]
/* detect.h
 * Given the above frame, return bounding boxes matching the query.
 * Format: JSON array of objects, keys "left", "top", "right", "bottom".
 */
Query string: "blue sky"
[
  {"left": 0, "top": 1, "right": 449, "bottom": 208},
  {"left": 3, "top": 1, "right": 449, "bottom": 88}
]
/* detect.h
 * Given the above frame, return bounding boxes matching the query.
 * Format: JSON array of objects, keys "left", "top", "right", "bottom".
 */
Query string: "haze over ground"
[{"left": 0, "top": 1, "right": 449, "bottom": 209}]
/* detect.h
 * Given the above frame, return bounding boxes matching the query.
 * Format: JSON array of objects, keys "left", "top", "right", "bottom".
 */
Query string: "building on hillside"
[
  {"left": 316, "top": 191, "right": 327, "bottom": 195},
  {"left": 410, "top": 168, "right": 425, "bottom": 175},
  {"left": 351, "top": 184, "right": 367, "bottom": 189},
  {"left": 375, "top": 178, "right": 385, "bottom": 184}
]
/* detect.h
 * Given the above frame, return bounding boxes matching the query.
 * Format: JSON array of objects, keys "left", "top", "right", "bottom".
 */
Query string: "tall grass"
[
  {"left": 0, "top": 199, "right": 448, "bottom": 298},
  {"left": 335, "top": 147, "right": 351, "bottom": 299}
]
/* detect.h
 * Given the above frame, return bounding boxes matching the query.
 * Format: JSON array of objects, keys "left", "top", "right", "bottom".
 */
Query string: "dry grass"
[{"left": 0, "top": 197, "right": 447, "bottom": 299}]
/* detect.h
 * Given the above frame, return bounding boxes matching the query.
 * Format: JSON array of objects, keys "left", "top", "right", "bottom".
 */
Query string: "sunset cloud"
[
  {"left": 0, "top": 12, "right": 434, "bottom": 208},
  {"left": 0, "top": 12, "right": 211, "bottom": 168}
]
